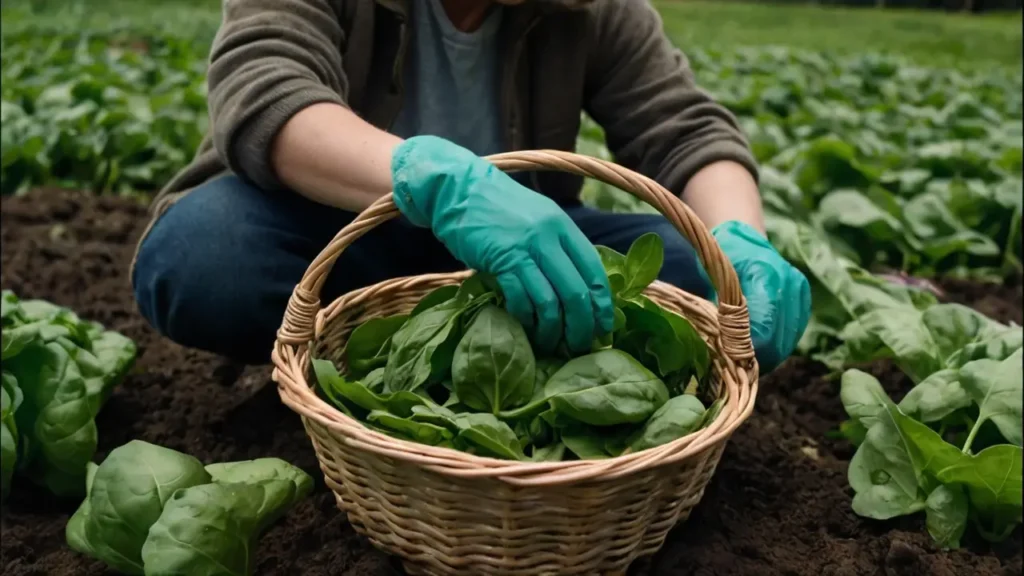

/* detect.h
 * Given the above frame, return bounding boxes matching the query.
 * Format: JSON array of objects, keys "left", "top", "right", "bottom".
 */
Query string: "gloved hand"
[
  {"left": 699, "top": 220, "right": 810, "bottom": 373},
  {"left": 391, "top": 135, "right": 615, "bottom": 353}
]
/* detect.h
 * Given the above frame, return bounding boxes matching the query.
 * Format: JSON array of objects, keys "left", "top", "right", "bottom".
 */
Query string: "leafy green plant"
[
  {"left": 0, "top": 290, "right": 136, "bottom": 501},
  {"left": 840, "top": 346, "right": 1022, "bottom": 548},
  {"left": 66, "top": 440, "right": 312, "bottom": 575},
  {"left": 313, "top": 234, "right": 717, "bottom": 461}
]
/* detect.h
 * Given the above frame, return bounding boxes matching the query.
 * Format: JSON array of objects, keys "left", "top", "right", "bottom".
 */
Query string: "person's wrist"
[{"left": 391, "top": 135, "right": 471, "bottom": 228}]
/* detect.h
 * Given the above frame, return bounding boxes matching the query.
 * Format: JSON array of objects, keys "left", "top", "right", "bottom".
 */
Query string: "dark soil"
[{"left": 1, "top": 189, "right": 1021, "bottom": 576}]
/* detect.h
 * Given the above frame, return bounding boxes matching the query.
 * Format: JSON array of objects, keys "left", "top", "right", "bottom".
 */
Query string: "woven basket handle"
[{"left": 278, "top": 150, "right": 753, "bottom": 361}]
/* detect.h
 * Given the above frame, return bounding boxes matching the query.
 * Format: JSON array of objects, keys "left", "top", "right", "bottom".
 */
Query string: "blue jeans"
[{"left": 133, "top": 175, "right": 710, "bottom": 364}]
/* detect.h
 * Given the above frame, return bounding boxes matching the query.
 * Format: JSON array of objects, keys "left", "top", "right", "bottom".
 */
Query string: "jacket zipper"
[
  {"left": 504, "top": 17, "right": 541, "bottom": 152},
  {"left": 386, "top": 15, "right": 409, "bottom": 130}
]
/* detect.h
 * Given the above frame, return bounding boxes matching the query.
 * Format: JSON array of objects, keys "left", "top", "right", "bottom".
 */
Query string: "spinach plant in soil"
[
  {"left": 66, "top": 440, "right": 313, "bottom": 575},
  {"left": 840, "top": 336, "right": 1022, "bottom": 548},
  {"left": 0, "top": 290, "right": 137, "bottom": 502},
  {"left": 313, "top": 233, "right": 721, "bottom": 462}
]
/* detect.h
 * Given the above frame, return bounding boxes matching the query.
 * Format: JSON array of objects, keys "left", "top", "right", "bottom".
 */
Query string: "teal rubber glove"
[
  {"left": 700, "top": 220, "right": 810, "bottom": 373},
  {"left": 391, "top": 136, "right": 615, "bottom": 353}
]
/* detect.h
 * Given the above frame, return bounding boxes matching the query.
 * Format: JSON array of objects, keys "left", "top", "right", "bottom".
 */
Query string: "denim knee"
[{"left": 132, "top": 177, "right": 302, "bottom": 363}]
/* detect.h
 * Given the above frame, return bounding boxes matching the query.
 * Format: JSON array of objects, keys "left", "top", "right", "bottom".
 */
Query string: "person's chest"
[{"left": 341, "top": 0, "right": 588, "bottom": 157}]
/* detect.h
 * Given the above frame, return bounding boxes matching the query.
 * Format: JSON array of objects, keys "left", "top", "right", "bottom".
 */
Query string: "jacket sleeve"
[
  {"left": 206, "top": 0, "right": 350, "bottom": 191},
  {"left": 583, "top": 0, "right": 758, "bottom": 194}
]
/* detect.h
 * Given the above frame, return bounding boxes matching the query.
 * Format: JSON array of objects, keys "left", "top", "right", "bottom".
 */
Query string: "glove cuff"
[{"left": 390, "top": 137, "right": 435, "bottom": 228}]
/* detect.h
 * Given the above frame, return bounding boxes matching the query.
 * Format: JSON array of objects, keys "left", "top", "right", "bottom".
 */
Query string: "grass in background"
[
  {"left": 658, "top": 1, "right": 1022, "bottom": 69},
  {"left": 3, "top": 0, "right": 1021, "bottom": 68}
]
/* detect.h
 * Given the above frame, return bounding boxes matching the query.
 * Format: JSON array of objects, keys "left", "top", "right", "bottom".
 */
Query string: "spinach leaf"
[
  {"left": 204, "top": 459, "right": 313, "bottom": 533},
  {"left": 621, "top": 232, "right": 664, "bottom": 299},
  {"left": 141, "top": 483, "right": 261, "bottom": 576},
  {"left": 68, "top": 440, "right": 211, "bottom": 575},
  {"left": 561, "top": 429, "right": 610, "bottom": 460},
  {"left": 848, "top": 422, "right": 926, "bottom": 520},
  {"left": 1, "top": 371, "right": 22, "bottom": 501},
  {"left": 451, "top": 413, "right": 525, "bottom": 460},
  {"left": 925, "top": 484, "right": 969, "bottom": 549},
  {"left": 530, "top": 443, "right": 566, "bottom": 462},
  {"left": 946, "top": 327, "right": 1023, "bottom": 368},
  {"left": 897, "top": 369, "right": 971, "bottom": 424},
  {"left": 596, "top": 246, "right": 627, "bottom": 295},
  {"left": 366, "top": 410, "right": 453, "bottom": 445},
  {"left": 452, "top": 305, "right": 535, "bottom": 414},
  {"left": 313, "top": 359, "right": 430, "bottom": 418},
  {"left": 840, "top": 369, "right": 893, "bottom": 440},
  {"left": 363, "top": 367, "right": 386, "bottom": 393},
  {"left": 624, "top": 395, "right": 706, "bottom": 454},
  {"left": 534, "top": 357, "right": 566, "bottom": 391},
  {"left": 344, "top": 315, "right": 408, "bottom": 379},
  {"left": 2, "top": 322, "right": 39, "bottom": 361},
  {"left": 881, "top": 403, "right": 965, "bottom": 484},
  {"left": 923, "top": 304, "right": 1012, "bottom": 365},
  {"left": 384, "top": 295, "right": 481, "bottom": 392},
  {"left": 410, "top": 285, "right": 459, "bottom": 317},
  {"left": 958, "top": 349, "right": 1023, "bottom": 447},
  {"left": 545, "top": 350, "right": 669, "bottom": 426},
  {"left": 7, "top": 341, "right": 98, "bottom": 497},
  {"left": 935, "top": 444, "right": 1023, "bottom": 542}
]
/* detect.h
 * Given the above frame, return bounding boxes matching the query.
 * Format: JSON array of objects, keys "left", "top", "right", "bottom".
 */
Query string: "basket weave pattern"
[{"left": 272, "top": 151, "right": 759, "bottom": 575}]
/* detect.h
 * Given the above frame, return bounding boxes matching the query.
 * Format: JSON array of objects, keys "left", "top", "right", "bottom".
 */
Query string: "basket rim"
[{"left": 272, "top": 272, "right": 759, "bottom": 487}]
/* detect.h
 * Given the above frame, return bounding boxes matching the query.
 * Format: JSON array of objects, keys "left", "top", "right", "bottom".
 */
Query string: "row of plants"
[
  {"left": 3, "top": 29, "right": 1019, "bottom": 282},
  {"left": 579, "top": 48, "right": 1022, "bottom": 282},
  {"left": 776, "top": 223, "right": 1022, "bottom": 547}
]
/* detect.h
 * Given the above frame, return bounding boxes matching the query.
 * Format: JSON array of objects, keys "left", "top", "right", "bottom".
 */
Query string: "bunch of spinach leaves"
[
  {"left": 839, "top": 328, "right": 1022, "bottom": 547},
  {"left": 1, "top": 290, "right": 136, "bottom": 502},
  {"left": 66, "top": 440, "right": 313, "bottom": 575},
  {"left": 313, "top": 233, "right": 720, "bottom": 462}
]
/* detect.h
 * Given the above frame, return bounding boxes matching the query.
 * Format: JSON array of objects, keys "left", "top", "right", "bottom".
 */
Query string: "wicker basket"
[{"left": 272, "top": 150, "right": 759, "bottom": 576}]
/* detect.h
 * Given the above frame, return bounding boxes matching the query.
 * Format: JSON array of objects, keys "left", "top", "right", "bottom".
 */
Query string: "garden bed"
[{"left": 1, "top": 189, "right": 1020, "bottom": 576}]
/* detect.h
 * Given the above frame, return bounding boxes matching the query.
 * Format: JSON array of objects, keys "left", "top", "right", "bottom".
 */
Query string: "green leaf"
[
  {"left": 561, "top": 429, "right": 611, "bottom": 460},
  {"left": 544, "top": 350, "right": 669, "bottom": 426},
  {"left": 67, "top": 440, "right": 211, "bottom": 575},
  {"left": 624, "top": 394, "right": 705, "bottom": 454},
  {"left": 597, "top": 246, "right": 627, "bottom": 297},
  {"left": 621, "top": 233, "right": 664, "bottom": 298},
  {"left": 0, "top": 372, "right": 19, "bottom": 502},
  {"left": 344, "top": 315, "right": 408, "bottom": 379},
  {"left": 935, "top": 444, "right": 1023, "bottom": 542},
  {"left": 410, "top": 285, "right": 459, "bottom": 317},
  {"left": 848, "top": 421, "right": 926, "bottom": 520},
  {"left": 450, "top": 413, "right": 525, "bottom": 460},
  {"left": 898, "top": 369, "right": 972, "bottom": 424},
  {"left": 958, "top": 349, "right": 1023, "bottom": 447},
  {"left": 366, "top": 410, "right": 453, "bottom": 446},
  {"left": 451, "top": 305, "right": 535, "bottom": 414},
  {"left": 840, "top": 369, "right": 893, "bottom": 433},
  {"left": 2, "top": 323, "right": 39, "bottom": 361},
  {"left": 204, "top": 458, "right": 313, "bottom": 533},
  {"left": 881, "top": 403, "right": 965, "bottom": 484},
  {"left": 530, "top": 443, "right": 566, "bottom": 462},
  {"left": 925, "top": 484, "right": 969, "bottom": 549},
  {"left": 384, "top": 297, "right": 471, "bottom": 392},
  {"left": 946, "top": 327, "right": 1023, "bottom": 368},
  {"left": 7, "top": 341, "right": 97, "bottom": 497},
  {"left": 141, "top": 483, "right": 259, "bottom": 576},
  {"left": 922, "top": 304, "right": 1012, "bottom": 366}
]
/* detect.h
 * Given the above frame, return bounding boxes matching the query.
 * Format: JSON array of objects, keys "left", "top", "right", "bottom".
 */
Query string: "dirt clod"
[{"left": 1, "top": 190, "right": 1021, "bottom": 576}]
